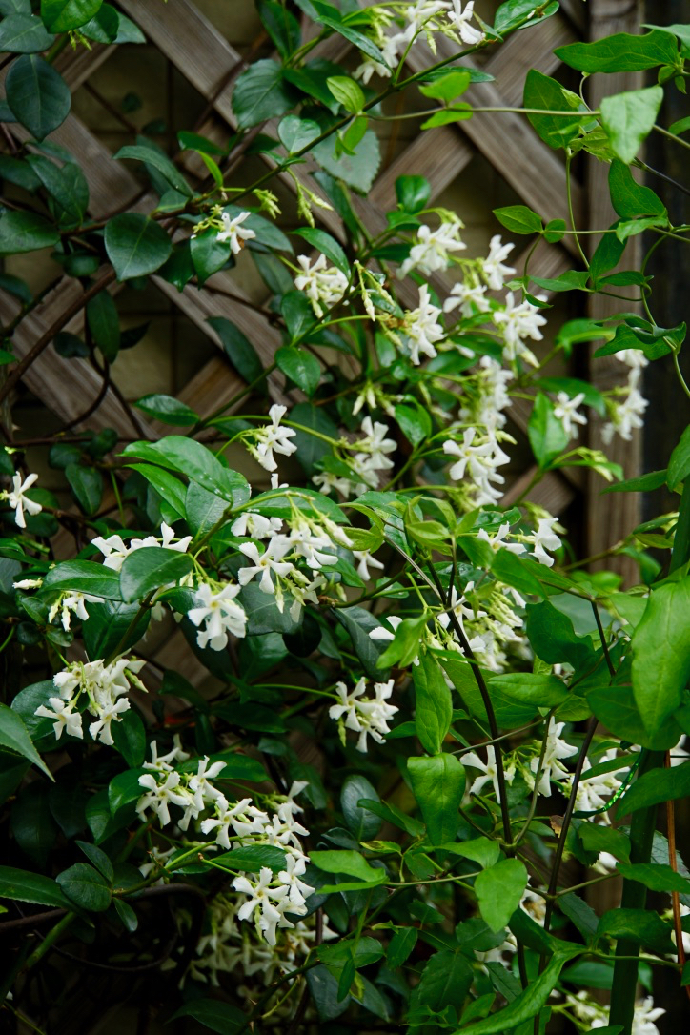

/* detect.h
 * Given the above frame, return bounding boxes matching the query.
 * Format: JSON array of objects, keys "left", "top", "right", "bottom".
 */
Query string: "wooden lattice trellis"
[{"left": 0, "top": 0, "right": 641, "bottom": 681}]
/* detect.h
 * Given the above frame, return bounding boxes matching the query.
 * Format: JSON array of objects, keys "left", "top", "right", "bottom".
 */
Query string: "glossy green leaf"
[
  {"left": 313, "top": 130, "right": 380, "bottom": 194},
  {"left": 475, "top": 858, "right": 528, "bottom": 932},
  {"left": 668, "top": 425, "right": 690, "bottom": 490},
  {"left": 597, "top": 908, "right": 674, "bottom": 953},
  {"left": 133, "top": 394, "right": 199, "bottom": 427},
  {"left": 0, "top": 864, "right": 69, "bottom": 908},
  {"left": 0, "top": 703, "right": 51, "bottom": 779},
  {"left": 631, "top": 577, "right": 690, "bottom": 736},
  {"left": 105, "top": 213, "right": 172, "bottom": 281},
  {"left": 494, "top": 0, "right": 558, "bottom": 34},
  {"left": 0, "top": 13, "right": 54, "bottom": 51},
  {"left": 494, "top": 205, "right": 542, "bottom": 234},
  {"left": 601, "top": 85, "right": 663, "bottom": 165},
  {"left": 207, "top": 316, "right": 265, "bottom": 385},
  {"left": 6, "top": 54, "right": 70, "bottom": 140},
  {"left": 410, "top": 949, "right": 473, "bottom": 1018},
  {"left": 113, "top": 143, "right": 191, "bottom": 196},
  {"left": 86, "top": 290, "right": 120, "bottom": 362},
  {"left": 528, "top": 393, "right": 568, "bottom": 469},
  {"left": 408, "top": 753, "right": 465, "bottom": 846},
  {"left": 617, "top": 761, "right": 690, "bottom": 817},
  {"left": 292, "top": 227, "right": 349, "bottom": 275},
  {"left": 0, "top": 211, "right": 59, "bottom": 255},
  {"left": 232, "top": 58, "right": 296, "bottom": 129},
  {"left": 122, "top": 437, "right": 250, "bottom": 505},
  {"left": 43, "top": 559, "right": 121, "bottom": 599},
  {"left": 396, "top": 174, "right": 431, "bottom": 214},
  {"left": 170, "top": 1000, "right": 246, "bottom": 1034},
  {"left": 340, "top": 774, "right": 380, "bottom": 841},
  {"left": 276, "top": 114, "right": 320, "bottom": 153},
  {"left": 65, "top": 463, "right": 103, "bottom": 516},
  {"left": 418, "top": 69, "right": 471, "bottom": 102},
  {"left": 41, "top": 0, "right": 102, "bottom": 31},
  {"left": 214, "top": 844, "right": 286, "bottom": 873},
  {"left": 523, "top": 70, "right": 583, "bottom": 150},
  {"left": 326, "top": 74, "right": 364, "bottom": 112},
  {"left": 414, "top": 653, "right": 453, "bottom": 756},
  {"left": 256, "top": 0, "right": 300, "bottom": 58},
  {"left": 276, "top": 346, "right": 320, "bottom": 396},
  {"left": 556, "top": 30, "right": 678, "bottom": 72},
  {"left": 56, "top": 862, "right": 111, "bottom": 912},
  {"left": 310, "top": 850, "right": 385, "bottom": 883},
  {"left": 119, "top": 546, "right": 193, "bottom": 603},
  {"left": 617, "top": 862, "right": 690, "bottom": 894}
]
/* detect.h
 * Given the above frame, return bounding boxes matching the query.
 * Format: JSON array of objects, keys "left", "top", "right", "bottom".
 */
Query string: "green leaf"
[
  {"left": 326, "top": 74, "right": 364, "bottom": 112},
  {"left": 190, "top": 229, "right": 231, "bottom": 284},
  {"left": 214, "top": 844, "right": 286, "bottom": 873},
  {"left": 112, "top": 143, "right": 192, "bottom": 197},
  {"left": 396, "top": 174, "right": 431, "bottom": 214},
  {"left": 207, "top": 316, "right": 264, "bottom": 385},
  {"left": 526, "top": 599, "right": 595, "bottom": 672},
  {"left": 308, "top": 2, "right": 391, "bottom": 70},
  {"left": 170, "top": 1000, "right": 246, "bottom": 1034},
  {"left": 76, "top": 840, "right": 113, "bottom": 882},
  {"left": 56, "top": 862, "right": 111, "bottom": 912},
  {"left": 410, "top": 949, "right": 473, "bottom": 1017},
  {"left": 280, "top": 292, "right": 316, "bottom": 342},
  {"left": 395, "top": 402, "right": 431, "bottom": 446},
  {"left": 256, "top": 0, "right": 300, "bottom": 58},
  {"left": 556, "top": 31, "right": 678, "bottom": 73},
  {"left": 313, "top": 130, "right": 380, "bottom": 194},
  {"left": 387, "top": 926, "right": 417, "bottom": 969},
  {"left": 587, "top": 684, "right": 680, "bottom": 750},
  {"left": 456, "top": 949, "right": 580, "bottom": 1034},
  {"left": 631, "top": 577, "right": 690, "bottom": 736},
  {"left": 438, "top": 837, "right": 501, "bottom": 869},
  {"left": 418, "top": 69, "right": 471, "bottom": 102},
  {"left": 86, "top": 290, "right": 119, "bottom": 362},
  {"left": 310, "top": 850, "right": 385, "bottom": 883},
  {"left": 494, "top": 0, "right": 558, "bottom": 34},
  {"left": 185, "top": 480, "right": 228, "bottom": 538},
  {"left": 232, "top": 58, "right": 296, "bottom": 129},
  {"left": 41, "top": 0, "right": 102, "bottom": 32},
  {"left": 6, "top": 54, "right": 70, "bottom": 140},
  {"left": 668, "top": 425, "right": 690, "bottom": 490},
  {"left": 0, "top": 703, "right": 51, "bottom": 779},
  {"left": 523, "top": 69, "right": 583, "bottom": 150},
  {"left": 602, "top": 469, "right": 667, "bottom": 495},
  {"left": 275, "top": 347, "right": 320, "bottom": 396},
  {"left": 105, "top": 213, "right": 172, "bottom": 281},
  {"left": 475, "top": 858, "right": 528, "bottom": 932},
  {"left": 0, "top": 211, "right": 59, "bottom": 255},
  {"left": 43, "top": 559, "right": 121, "bottom": 600},
  {"left": 601, "top": 86, "right": 663, "bottom": 165},
  {"left": 65, "top": 463, "right": 103, "bottom": 516},
  {"left": 608, "top": 160, "right": 666, "bottom": 219},
  {"left": 130, "top": 463, "right": 186, "bottom": 519},
  {"left": 597, "top": 908, "right": 674, "bottom": 953},
  {"left": 26, "top": 154, "right": 89, "bottom": 229},
  {"left": 340, "top": 774, "right": 380, "bottom": 841},
  {"left": 276, "top": 114, "right": 320, "bottom": 153},
  {"left": 494, "top": 205, "right": 542, "bottom": 235},
  {"left": 111, "top": 709, "right": 146, "bottom": 768},
  {"left": 119, "top": 546, "right": 193, "bottom": 603},
  {"left": 414, "top": 654, "right": 453, "bottom": 756},
  {"left": 617, "top": 862, "right": 690, "bottom": 894},
  {"left": 292, "top": 227, "right": 349, "bottom": 276},
  {"left": 0, "top": 864, "right": 69, "bottom": 908},
  {"left": 577, "top": 823, "right": 630, "bottom": 862},
  {"left": 334, "top": 605, "right": 391, "bottom": 679},
  {"left": 0, "top": 13, "right": 54, "bottom": 51},
  {"left": 122, "top": 437, "right": 250, "bottom": 505},
  {"left": 421, "top": 105, "right": 473, "bottom": 129},
  {"left": 528, "top": 393, "right": 568, "bottom": 469},
  {"left": 133, "top": 394, "right": 199, "bottom": 427},
  {"left": 488, "top": 673, "right": 567, "bottom": 707},
  {"left": 408, "top": 753, "right": 465, "bottom": 846},
  {"left": 617, "top": 760, "right": 690, "bottom": 816}
]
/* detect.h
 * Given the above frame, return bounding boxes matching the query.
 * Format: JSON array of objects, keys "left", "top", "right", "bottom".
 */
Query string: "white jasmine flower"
[
  {"left": 446, "top": 0, "right": 485, "bottom": 45},
  {"left": 294, "top": 253, "right": 348, "bottom": 317},
  {"left": 237, "top": 537, "right": 294, "bottom": 595},
  {"left": 89, "top": 697, "right": 132, "bottom": 746},
  {"left": 91, "top": 523, "right": 191, "bottom": 571},
  {"left": 369, "top": 615, "right": 403, "bottom": 641},
  {"left": 249, "top": 405, "right": 297, "bottom": 473},
  {"left": 329, "top": 677, "right": 398, "bottom": 752},
  {"left": 476, "top": 522, "right": 525, "bottom": 555},
  {"left": 136, "top": 770, "right": 191, "bottom": 827},
  {"left": 443, "top": 427, "right": 497, "bottom": 482},
  {"left": 601, "top": 376, "right": 648, "bottom": 443},
  {"left": 234, "top": 868, "right": 284, "bottom": 945},
  {"left": 493, "top": 292, "right": 547, "bottom": 366},
  {"left": 480, "top": 235, "right": 516, "bottom": 291},
  {"left": 527, "top": 516, "right": 562, "bottom": 567},
  {"left": 188, "top": 582, "right": 247, "bottom": 650},
  {"left": 443, "top": 279, "right": 490, "bottom": 317},
  {"left": 49, "top": 591, "right": 100, "bottom": 631},
  {"left": 463, "top": 744, "right": 517, "bottom": 798},
  {"left": 401, "top": 284, "right": 444, "bottom": 364},
  {"left": 217, "top": 210, "right": 256, "bottom": 253},
  {"left": 566, "top": 749, "right": 625, "bottom": 820},
  {"left": 553, "top": 391, "right": 587, "bottom": 438},
  {"left": 47, "top": 656, "right": 146, "bottom": 745},
  {"left": 231, "top": 512, "right": 283, "bottom": 539},
  {"left": 353, "top": 549, "right": 385, "bottom": 581},
  {"left": 276, "top": 854, "right": 315, "bottom": 909},
  {"left": 526, "top": 719, "right": 577, "bottom": 797},
  {"left": 34, "top": 697, "right": 84, "bottom": 740},
  {"left": 2, "top": 473, "right": 43, "bottom": 529},
  {"left": 398, "top": 221, "right": 466, "bottom": 279}
]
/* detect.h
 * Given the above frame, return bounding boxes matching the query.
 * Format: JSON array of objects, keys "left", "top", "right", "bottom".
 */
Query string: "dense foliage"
[{"left": 0, "top": 2, "right": 690, "bottom": 1033}]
